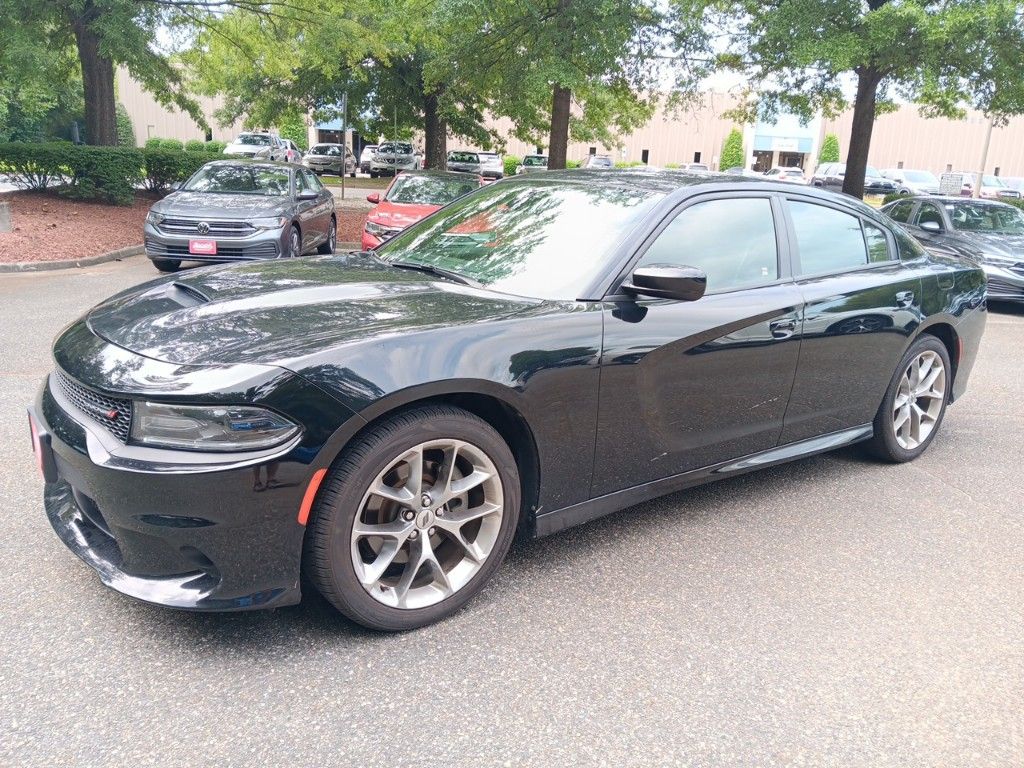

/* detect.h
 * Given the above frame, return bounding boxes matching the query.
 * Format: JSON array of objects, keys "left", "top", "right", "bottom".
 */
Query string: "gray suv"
[{"left": 143, "top": 160, "right": 336, "bottom": 272}]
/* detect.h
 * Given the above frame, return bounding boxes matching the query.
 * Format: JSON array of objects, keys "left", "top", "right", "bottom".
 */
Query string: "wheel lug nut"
[
  {"left": 421, "top": 493, "right": 431, "bottom": 507},
  {"left": 402, "top": 509, "right": 414, "bottom": 521},
  {"left": 428, "top": 527, "right": 436, "bottom": 536},
  {"left": 436, "top": 508, "right": 444, "bottom": 517},
  {"left": 409, "top": 530, "right": 419, "bottom": 539}
]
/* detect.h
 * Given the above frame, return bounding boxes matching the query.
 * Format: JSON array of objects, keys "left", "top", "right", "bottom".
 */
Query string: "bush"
[
  {"left": 664, "top": 162, "right": 681, "bottom": 169},
  {"left": 277, "top": 111, "right": 308, "bottom": 152},
  {"left": 720, "top": 127, "right": 744, "bottom": 171},
  {"left": 819, "top": 133, "right": 840, "bottom": 164},
  {"left": 1001, "top": 197, "right": 1024, "bottom": 212},
  {"left": 116, "top": 103, "right": 136, "bottom": 147},
  {"left": 566, "top": 159, "right": 581, "bottom": 169},
  {"left": 205, "top": 140, "right": 227, "bottom": 153},
  {"left": 882, "top": 192, "right": 914, "bottom": 205},
  {"left": 159, "top": 138, "right": 184, "bottom": 151},
  {"left": 0, "top": 142, "right": 70, "bottom": 190},
  {"left": 614, "top": 160, "right": 644, "bottom": 168},
  {"left": 184, "top": 139, "right": 206, "bottom": 152},
  {"left": 144, "top": 137, "right": 163, "bottom": 150},
  {"left": 503, "top": 155, "right": 520, "bottom": 177},
  {"left": 64, "top": 146, "right": 143, "bottom": 205},
  {"left": 143, "top": 148, "right": 221, "bottom": 191}
]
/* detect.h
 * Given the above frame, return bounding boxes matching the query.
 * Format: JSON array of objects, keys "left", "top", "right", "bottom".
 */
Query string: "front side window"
[
  {"left": 638, "top": 198, "right": 778, "bottom": 293},
  {"left": 789, "top": 201, "right": 868, "bottom": 274},
  {"left": 916, "top": 203, "right": 944, "bottom": 229},
  {"left": 378, "top": 180, "right": 662, "bottom": 300}
]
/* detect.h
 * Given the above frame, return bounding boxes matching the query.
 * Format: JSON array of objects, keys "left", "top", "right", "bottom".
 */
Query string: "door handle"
[
  {"left": 895, "top": 290, "right": 915, "bottom": 308},
  {"left": 769, "top": 318, "right": 797, "bottom": 339}
]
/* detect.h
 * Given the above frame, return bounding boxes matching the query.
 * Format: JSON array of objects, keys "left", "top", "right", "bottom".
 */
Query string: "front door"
[
  {"left": 591, "top": 194, "right": 804, "bottom": 498},
  {"left": 779, "top": 195, "right": 923, "bottom": 443}
]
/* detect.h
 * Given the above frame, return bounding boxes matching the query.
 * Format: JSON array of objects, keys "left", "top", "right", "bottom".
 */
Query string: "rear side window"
[
  {"left": 863, "top": 222, "right": 891, "bottom": 262},
  {"left": 886, "top": 200, "right": 914, "bottom": 223},
  {"left": 789, "top": 201, "right": 870, "bottom": 274},
  {"left": 639, "top": 197, "right": 778, "bottom": 293}
]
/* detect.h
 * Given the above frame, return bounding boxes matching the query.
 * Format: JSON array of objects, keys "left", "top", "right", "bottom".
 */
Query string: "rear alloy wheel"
[
  {"left": 316, "top": 218, "right": 336, "bottom": 254},
  {"left": 151, "top": 258, "right": 180, "bottom": 273},
  {"left": 866, "top": 336, "right": 950, "bottom": 462},
  {"left": 304, "top": 405, "right": 520, "bottom": 631},
  {"left": 287, "top": 224, "right": 302, "bottom": 257}
]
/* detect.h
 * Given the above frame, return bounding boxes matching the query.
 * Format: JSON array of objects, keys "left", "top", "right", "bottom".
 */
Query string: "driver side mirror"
[
  {"left": 919, "top": 220, "right": 942, "bottom": 232},
  {"left": 296, "top": 191, "right": 318, "bottom": 201},
  {"left": 366, "top": 193, "right": 380, "bottom": 204},
  {"left": 622, "top": 265, "right": 707, "bottom": 302}
]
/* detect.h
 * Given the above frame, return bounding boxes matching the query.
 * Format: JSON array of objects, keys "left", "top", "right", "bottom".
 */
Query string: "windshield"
[
  {"left": 236, "top": 134, "right": 271, "bottom": 146},
  {"left": 378, "top": 180, "right": 662, "bottom": 300},
  {"left": 588, "top": 156, "right": 613, "bottom": 167},
  {"left": 385, "top": 175, "right": 480, "bottom": 205},
  {"left": 904, "top": 170, "right": 937, "bottom": 183},
  {"left": 310, "top": 144, "right": 342, "bottom": 156},
  {"left": 523, "top": 156, "right": 547, "bottom": 167},
  {"left": 183, "top": 165, "right": 291, "bottom": 196},
  {"left": 378, "top": 142, "right": 412, "bottom": 155},
  {"left": 946, "top": 202, "right": 1024, "bottom": 234},
  {"left": 865, "top": 166, "right": 882, "bottom": 178},
  {"left": 449, "top": 152, "right": 479, "bottom": 163}
]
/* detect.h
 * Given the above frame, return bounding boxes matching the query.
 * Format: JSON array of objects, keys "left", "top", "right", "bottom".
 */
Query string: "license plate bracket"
[{"left": 189, "top": 239, "right": 217, "bottom": 255}]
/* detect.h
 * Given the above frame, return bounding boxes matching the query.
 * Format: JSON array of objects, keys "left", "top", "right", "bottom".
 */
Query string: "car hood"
[
  {"left": 957, "top": 231, "right": 1024, "bottom": 257},
  {"left": 86, "top": 253, "right": 536, "bottom": 367},
  {"left": 368, "top": 201, "right": 441, "bottom": 229},
  {"left": 152, "top": 191, "right": 291, "bottom": 219}
]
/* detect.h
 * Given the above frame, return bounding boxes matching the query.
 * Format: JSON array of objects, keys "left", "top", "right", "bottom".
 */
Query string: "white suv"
[{"left": 223, "top": 132, "right": 288, "bottom": 162}]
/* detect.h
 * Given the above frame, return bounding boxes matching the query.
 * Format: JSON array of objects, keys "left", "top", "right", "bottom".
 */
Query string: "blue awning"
[{"left": 753, "top": 135, "right": 813, "bottom": 153}]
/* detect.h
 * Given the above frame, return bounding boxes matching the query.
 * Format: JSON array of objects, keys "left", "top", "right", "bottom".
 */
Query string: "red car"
[{"left": 362, "top": 170, "right": 484, "bottom": 250}]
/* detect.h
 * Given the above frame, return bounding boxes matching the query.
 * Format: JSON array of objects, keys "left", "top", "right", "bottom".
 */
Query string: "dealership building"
[{"left": 120, "top": 68, "right": 1024, "bottom": 178}]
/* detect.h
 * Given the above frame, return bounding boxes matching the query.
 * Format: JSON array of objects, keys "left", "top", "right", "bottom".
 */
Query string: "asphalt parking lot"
[{"left": 1, "top": 256, "right": 1022, "bottom": 767}]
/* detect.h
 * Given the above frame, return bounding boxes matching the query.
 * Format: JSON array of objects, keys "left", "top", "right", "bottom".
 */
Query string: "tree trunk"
[
  {"left": 547, "top": 84, "right": 571, "bottom": 169},
  {"left": 423, "top": 92, "right": 446, "bottom": 170},
  {"left": 841, "top": 67, "right": 881, "bottom": 199},
  {"left": 72, "top": 6, "right": 117, "bottom": 146}
]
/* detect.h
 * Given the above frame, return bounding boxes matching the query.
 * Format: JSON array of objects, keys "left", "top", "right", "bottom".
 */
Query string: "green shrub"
[
  {"left": 144, "top": 137, "right": 163, "bottom": 150},
  {"left": 159, "top": 138, "right": 184, "bottom": 151},
  {"left": 184, "top": 139, "right": 206, "bottom": 152},
  {"left": 277, "top": 111, "right": 308, "bottom": 152},
  {"left": 0, "top": 142, "right": 70, "bottom": 190},
  {"left": 882, "top": 192, "right": 914, "bottom": 205},
  {"left": 143, "top": 148, "right": 221, "bottom": 191},
  {"left": 664, "top": 162, "right": 681, "bottom": 169},
  {"left": 566, "top": 159, "right": 582, "bottom": 169},
  {"left": 64, "top": 146, "right": 143, "bottom": 205},
  {"left": 205, "top": 140, "right": 227, "bottom": 153},
  {"left": 116, "top": 103, "right": 136, "bottom": 147},
  {"left": 503, "top": 155, "right": 520, "bottom": 177},
  {"left": 614, "top": 160, "right": 644, "bottom": 168},
  {"left": 1001, "top": 197, "right": 1024, "bottom": 212},
  {"left": 720, "top": 127, "right": 744, "bottom": 171},
  {"left": 819, "top": 133, "right": 840, "bottom": 164}
]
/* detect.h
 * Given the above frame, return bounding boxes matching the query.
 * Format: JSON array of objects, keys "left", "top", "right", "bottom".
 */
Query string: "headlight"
[
  {"left": 131, "top": 402, "right": 300, "bottom": 452},
  {"left": 146, "top": 210, "right": 164, "bottom": 225},
  {"left": 250, "top": 216, "right": 289, "bottom": 230},
  {"left": 365, "top": 220, "right": 400, "bottom": 238}
]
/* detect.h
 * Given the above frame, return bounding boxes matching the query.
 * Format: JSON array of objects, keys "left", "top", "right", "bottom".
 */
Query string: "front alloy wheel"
[
  {"left": 288, "top": 225, "right": 302, "bottom": 257},
  {"left": 304, "top": 405, "right": 521, "bottom": 631}
]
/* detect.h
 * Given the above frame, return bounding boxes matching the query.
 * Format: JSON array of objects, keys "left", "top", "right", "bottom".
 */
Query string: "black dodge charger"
[{"left": 29, "top": 170, "right": 986, "bottom": 631}]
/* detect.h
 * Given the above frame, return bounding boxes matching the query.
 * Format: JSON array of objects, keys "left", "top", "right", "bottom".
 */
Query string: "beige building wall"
[
  {"left": 822, "top": 105, "right": 1024, "bottom": 177},
  {"left": 116, "top": 67, "right": 243, "bottom": 145}
]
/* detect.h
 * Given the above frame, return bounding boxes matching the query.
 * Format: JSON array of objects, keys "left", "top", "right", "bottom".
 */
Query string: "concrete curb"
[{"left": 0, "top": 244, "right": 144, "bottom": 273}]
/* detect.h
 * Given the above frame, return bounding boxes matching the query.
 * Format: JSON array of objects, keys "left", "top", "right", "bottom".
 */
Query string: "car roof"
[
  {"left": 394, "top": 170, "right": 481, "bottom": 181},
  {"left": 203, "top": 159, "right": 295, "bottom": 170}
]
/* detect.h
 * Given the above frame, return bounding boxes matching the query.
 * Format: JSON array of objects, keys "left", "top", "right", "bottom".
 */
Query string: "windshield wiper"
[{"left": 389, "top": 260, "right": 481, "bottom": 288}]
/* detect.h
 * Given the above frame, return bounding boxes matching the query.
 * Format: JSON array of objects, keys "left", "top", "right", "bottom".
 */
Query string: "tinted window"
[
  {"left": 916, "top": 203, "right": 944, "bottom": 228},
  {"left": 295, "top": 170, "right": 310, "bottom": 193},
  {"left": 886, "top": 200, "right": 914, "bottom": 223},
  {"left": 639, "top": 198, "right": 778, "bottom": 292},
  {"left": 789, "top": 201, "right": 867, "bottom": 274},
  {"left": 893, "top": 226, "right": 928, "bottom": 260},
  {"left": 863, "top": 222, "right": 890, "bottom": 262}
]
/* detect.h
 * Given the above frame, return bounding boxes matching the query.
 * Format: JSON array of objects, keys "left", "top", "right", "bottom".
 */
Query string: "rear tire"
[
  {"left": 316, "top": 218, "right": 337, "bottom": 255},
  {"left": 151, "top": 258, "right": 180, "bottom": 273},
  {"left": 303, "top": 405, "right": 521, "bottom": 631},
  {"left": 865, "top": 335, "right": 951, "bottom": 463}
]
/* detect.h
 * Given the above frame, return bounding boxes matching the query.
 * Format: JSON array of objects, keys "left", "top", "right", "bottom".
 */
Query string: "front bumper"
[
  {"left": 143, "top": 221, "right": 288, "bottom": 262},
  {"left": 304, "top": 159, "right": 343, "bottom": 174},
  {"left": 983, "top": 263, "right": 1024, "bottom": 302},
  {"left": 29, "top": 340, "right": 360, "bottom": 611},
  {"left": 370, "top": 159, "right": 417, "bottom": 174}
]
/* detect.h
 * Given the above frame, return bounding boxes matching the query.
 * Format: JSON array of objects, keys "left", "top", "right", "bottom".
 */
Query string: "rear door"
[
  {"left": 294, "top": 169, "right": 324, "bottom": 248},
  {"left": 779, "top": 195, "right": 922, "bottom": 444},
  {"left": 591, "top": 192, "right": 805, "bottom": 496}
]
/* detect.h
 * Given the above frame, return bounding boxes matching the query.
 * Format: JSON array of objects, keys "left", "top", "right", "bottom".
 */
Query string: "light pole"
[{"left": 974, "top": 114, "right": 995, "bottom": 200}]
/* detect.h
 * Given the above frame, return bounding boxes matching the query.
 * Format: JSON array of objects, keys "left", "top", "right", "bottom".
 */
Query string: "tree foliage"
[
  {"left": 818, "top": 133, "right": 840, "bottom": 164},
  {"left": 719, "top": 127, "right": 744, "bottom": 170}
]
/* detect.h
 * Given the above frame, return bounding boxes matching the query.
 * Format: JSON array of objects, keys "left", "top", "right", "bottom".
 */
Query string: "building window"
[
  {"left": 589, "top": 147, "right": 596, "bottom": 155},
  {"left": 693, "top": 151, "right": 702, "bottom": 163},
  {"left": 536, "top": 146, "right": 544, "bottom": 154},
  {"left": 995, "top": 167, "right": 1000, "bottom": 176},
  {"left": 945, "top": 163, "right": 953, "bottom": 172},
  {"left": 641, "top": 149, "right": 650, "bottom": 164},
  {"left": 897, "top": 161, "right": 904, "bottom": 169}
]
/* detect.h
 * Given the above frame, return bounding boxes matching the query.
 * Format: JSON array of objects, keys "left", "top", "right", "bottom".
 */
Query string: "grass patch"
[{"left": 320, "top": 175, "right": 391, "bottom": 189}]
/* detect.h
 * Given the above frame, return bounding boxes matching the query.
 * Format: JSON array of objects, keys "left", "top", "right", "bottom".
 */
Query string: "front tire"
[
  {"left": 865, "top": 335, "right": 951, "bottom": 463},
  {"left": 151, "top": 258, "right": 180, "bottom": 273},
  {"left": 287, "top": 224, "right": 302, "bottom": 257},
  {"left": 303, "top": 405, "right": 521, "bottom": 631}
]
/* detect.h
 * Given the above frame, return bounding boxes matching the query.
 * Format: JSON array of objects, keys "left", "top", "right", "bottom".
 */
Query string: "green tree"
[
  {"left": 675, "top": 0, "right": 1024, "bottom": 198},
  {"left": 719, "top": 127, "right": 744, "bottom": 170},
  {"left": 818, "top": 133, "right": 840, "bottom": 164},
  {"left": 115, "top": 102, "right": 135, "bottom": 146},
  {"left": 277, "top": 110, "right": 308, "bottom": 151}
]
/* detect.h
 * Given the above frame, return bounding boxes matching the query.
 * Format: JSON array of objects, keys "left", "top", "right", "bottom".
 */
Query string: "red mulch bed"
[
  {"left": 0, "top": 190, "right": 368, "bottom": 264},
  {"left": 0, "top": 190, "right": 153, "bottom": 264}
]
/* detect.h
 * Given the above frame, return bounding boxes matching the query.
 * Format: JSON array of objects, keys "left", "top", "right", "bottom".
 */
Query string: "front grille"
[
  {"left": 159, "top": 219, "right": 254, "bottom": 238},
  {"left": 55, "top": 371, "right": 132, "bottom": 442},
  {"left": 145, "top": 238, "right": 278, "bottom": 259}
]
